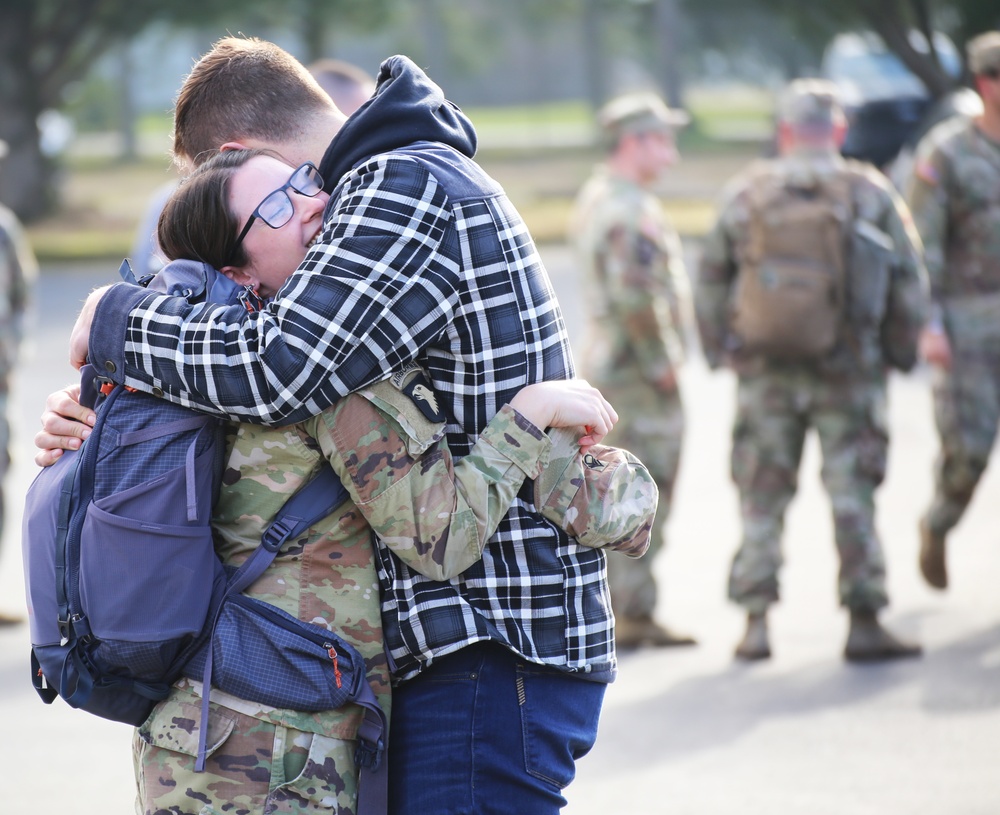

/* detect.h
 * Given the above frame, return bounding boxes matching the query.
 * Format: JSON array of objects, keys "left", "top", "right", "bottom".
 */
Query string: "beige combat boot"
[
  {"left": 844, "top": 610, "right": 922, "bottom": 662},
  {"left": 615, "top": 614, "right": 697, "bottom": 650},
  {"left": 919, "top": 516, "right": 948, "bottom": 590},
  {"left": 734, "top": 612, "right": 770, "bottom": 661}
]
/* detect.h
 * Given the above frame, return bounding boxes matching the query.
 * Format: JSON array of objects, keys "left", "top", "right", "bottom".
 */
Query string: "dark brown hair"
[
  {"left": 156, "top": 149, "right": 268, "bottom": 269},
  {"left": 173, "top": 37, "right": 332, "bottom": 168}
]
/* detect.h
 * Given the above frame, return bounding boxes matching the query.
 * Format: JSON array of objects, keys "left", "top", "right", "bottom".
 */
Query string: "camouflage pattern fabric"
[
  {"left": 134, "top": 700, "right": 360, "bottom": 814},
  {"left": 696, "top": 152, "right": 927, "bottom": 615},
  {"left": 0, "top": 205, "right": 34, "bottom": 555},
  {"left": 905, "top": 117, "right": 1000, "bottom": 537},
  {"left": 698, "top": 154, "right": 927, "bottom": 377},
  {"left": 535, "top": 426, "right": 659, "bottom": 558},
  {"left": 134, "top": 375, "right": 554, "bottom": 814},
  {"left": 728, "top": 372, "right": 890, "bottom": 614},
  {"left": 570, "top": 169, "right": 689, "bottom": 618},
  {"left": 134, "top": 368, "right": 639, "bottom": 813}
]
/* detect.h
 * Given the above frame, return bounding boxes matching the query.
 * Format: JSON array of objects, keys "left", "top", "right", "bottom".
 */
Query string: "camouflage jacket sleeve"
[
  {"left": 604, "top": 197, "right": 686, "bottom": 381},
  {"left": 869, "top": 173, "right": 929, "bottom": 370},
  {"left": 309, "top": 370, "right": 551, "bottom": 581},
  {"left": 533, "top": 428, "right": 658, "bottom": 559},
  {"left": 904, "top": 128, "right": 951, "bottom": 315},
  {"left": 695, "top": 181, "right": 744, "bottom": 369},
  {"left": 658, "top": 221, "right": 692, "bottom": 362}
]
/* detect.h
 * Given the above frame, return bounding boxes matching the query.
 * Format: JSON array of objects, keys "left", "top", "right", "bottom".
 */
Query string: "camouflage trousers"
[
  {"left": 926, "top": 307, "right": 1000, "bottom": 537},
  {"left": 133, "top": 697, "right": 360, "bottom": 815},
  {"left": 728, "top": 371, "right": 889, "bottom": 615},
  {"left": 599, "top": 382, "right": 684, "bottom": 619}
]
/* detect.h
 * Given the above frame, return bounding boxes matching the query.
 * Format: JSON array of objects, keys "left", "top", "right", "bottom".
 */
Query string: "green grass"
[{"left": 28, "top": 90, "right": 771, "bottom": 261}]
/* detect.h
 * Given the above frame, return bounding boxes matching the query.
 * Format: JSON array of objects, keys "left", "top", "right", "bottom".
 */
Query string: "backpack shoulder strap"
[
  {"left": 194, "top": 465, "right": 351, "bottom": 772},
  {"left": 229, "top": 466, "right": 349, "bottom": 594}
]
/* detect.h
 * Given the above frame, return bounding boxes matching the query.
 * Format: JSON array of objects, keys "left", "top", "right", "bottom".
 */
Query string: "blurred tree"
[
  {"left": 240, "top": 0, "right": 392, "bottom": 63},
  {"left": 0, "top": 0, "right": 392, "bottom": 222},
  {"left": 681, "top": 0, "right": 1000, "bottom": 96}
]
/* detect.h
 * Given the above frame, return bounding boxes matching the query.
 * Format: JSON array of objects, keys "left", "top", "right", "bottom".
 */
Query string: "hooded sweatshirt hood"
[{"left": 319, "top": 55, "right": 478, "bottom": 189}]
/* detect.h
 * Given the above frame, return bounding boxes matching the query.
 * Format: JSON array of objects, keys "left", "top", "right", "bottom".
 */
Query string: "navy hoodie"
[{"left": 319, "top": 55, "right": 478, "bottom": 191}]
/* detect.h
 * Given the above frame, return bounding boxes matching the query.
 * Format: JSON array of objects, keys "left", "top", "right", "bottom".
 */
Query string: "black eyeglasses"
[{"left": 229, "top": 162, "right": 324, "bottom": 262}]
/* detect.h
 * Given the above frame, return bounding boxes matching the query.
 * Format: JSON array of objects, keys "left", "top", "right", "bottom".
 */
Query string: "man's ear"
[
  {"left": 220, "top": 141, "right": 250, "bottom": 153},
  {"left": 219, "top": 265, "right": 255, "bottom": 287}
]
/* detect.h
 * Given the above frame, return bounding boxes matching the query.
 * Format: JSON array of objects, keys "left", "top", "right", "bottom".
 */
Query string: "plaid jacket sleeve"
[{"left": 92, "top": 155, "right": 462, "bottom": 424}]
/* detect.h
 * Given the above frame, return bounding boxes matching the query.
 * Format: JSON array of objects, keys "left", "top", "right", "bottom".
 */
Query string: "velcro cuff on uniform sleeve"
[{"left": 478, "top": 405, "right": 550, "bottom": 479}]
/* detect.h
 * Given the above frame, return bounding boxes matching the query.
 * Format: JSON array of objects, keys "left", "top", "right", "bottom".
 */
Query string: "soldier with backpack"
[{"left": 695, "top": 79, "right": 929, "bottom": 662}]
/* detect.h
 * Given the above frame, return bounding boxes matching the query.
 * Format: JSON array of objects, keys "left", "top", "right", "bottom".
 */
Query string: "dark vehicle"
[{"left": 822, "top": 31, "right": 964, "bottom": 169}]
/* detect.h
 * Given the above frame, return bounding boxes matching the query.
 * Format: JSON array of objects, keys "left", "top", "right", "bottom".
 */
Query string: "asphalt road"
[{"left": 2, "top": 252, "right": 999, "bottom": 814}]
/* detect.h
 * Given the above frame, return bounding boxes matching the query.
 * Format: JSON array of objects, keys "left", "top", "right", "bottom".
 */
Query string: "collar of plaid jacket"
[{"left": 319, "top": 54, "right": 478, "bottom": 191}]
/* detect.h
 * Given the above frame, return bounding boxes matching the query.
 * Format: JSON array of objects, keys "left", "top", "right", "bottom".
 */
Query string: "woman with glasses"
[{"left": 64, "top": 148, "right": 637, "bottom": 815}]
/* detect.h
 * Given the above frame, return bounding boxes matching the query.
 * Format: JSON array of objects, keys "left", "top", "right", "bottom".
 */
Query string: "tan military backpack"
[{"left": 730, "top": 173, "right": 854, "bottom": 359}]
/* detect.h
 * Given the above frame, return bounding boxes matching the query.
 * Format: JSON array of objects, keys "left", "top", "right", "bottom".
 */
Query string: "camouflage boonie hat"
[
  {"left": 598, "top": 92, "right": 689, "bottom": 142},
  {"left": 968, "top": 31, "right": 1000, "bottom": 75},
  {"left": 777, "top": 79, "right": 844, "bottom": 130},
  {"left": 534, "top": 427, "right": 658, "bottom": 558}
]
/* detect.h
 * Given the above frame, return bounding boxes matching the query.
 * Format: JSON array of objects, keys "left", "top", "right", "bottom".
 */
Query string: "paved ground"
[{"left": 2, "top": 252, "right": 999, "bottom": 813}]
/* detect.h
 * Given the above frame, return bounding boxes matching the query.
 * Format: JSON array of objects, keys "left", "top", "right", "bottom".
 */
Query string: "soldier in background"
[
  {"left": 569, "top": 92, "right": 696, "bottom": 649},
  {"left": 308, "top": 57, "right": 376, "bottom": 118},
  {"left": 905, "top": 32, "right": 1000, "bottom": 592},
  {"left": 696, "top": 80, "right": 928, "bottom": 662},
  {"left": 0, "top": 138, "right": 36, "bottom": 625}
]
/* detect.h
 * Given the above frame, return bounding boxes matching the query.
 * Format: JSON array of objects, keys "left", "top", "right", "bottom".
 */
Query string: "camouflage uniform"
[
  {"left": 905, "top": 106, "right": 1000, "bottom": 546},
  {"left": 697, "top": 148, "right": 927, "bottom": 618},
  {"left": 570, "top": 93, "right": 690, "bottom": 634},
  {"left": 0, "top": 197, "right": 35, "bottom": 556},
  {"left": 133, "top": 368, "right": 657, "bottom": 814},
  {"left": 133, "top": 372, "right": 549, "bottom": 815}
]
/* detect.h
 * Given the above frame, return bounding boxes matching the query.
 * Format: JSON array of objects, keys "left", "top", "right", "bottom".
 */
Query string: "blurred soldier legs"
[
  {"left": 921, "top": 336, "right": 1000, "bottom": 589},
  {"left": 604, "top": 389, "right": 694, "bottom": 648},
  {"left": 727, "top": 373, "right": 916, "bottom": 660}
]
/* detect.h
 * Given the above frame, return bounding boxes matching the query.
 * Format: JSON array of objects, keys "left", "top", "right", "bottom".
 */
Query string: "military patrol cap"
[
  {"left": 534, "top": 427, "right": 657, "bottom": 557},
  {"left": 777, "top": 79, "right": 844, "bottom": 131},
  {"left": 968, "top": 31, "right": 1000, "bottom": 75},
  {"left": 598, "top": 92, "right": 689, "bottom": 141}
]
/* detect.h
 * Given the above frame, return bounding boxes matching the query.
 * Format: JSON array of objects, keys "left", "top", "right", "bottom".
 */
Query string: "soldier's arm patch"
[
  {"left": 358, "top": 365, "right": 447, "bottom": 456},
  {"left": 394, "top": 367, "right": 446, "bottom": 423}
]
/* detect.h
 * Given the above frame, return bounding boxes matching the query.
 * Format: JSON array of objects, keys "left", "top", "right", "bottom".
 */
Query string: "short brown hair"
[
  {"left": 173, "top": 37, "right": 333, "bottom": 168},
  {"left": 157, "top": 149, "right": 267, "bottom": 269}
]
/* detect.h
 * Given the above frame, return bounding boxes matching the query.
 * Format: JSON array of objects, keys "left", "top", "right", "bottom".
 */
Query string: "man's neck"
[{"left": 304, "top": 108, "right": 347, "bottom": 164}]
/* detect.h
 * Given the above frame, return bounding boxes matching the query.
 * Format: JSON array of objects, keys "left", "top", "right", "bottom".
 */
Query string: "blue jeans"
[{"left": 388, "top": 642, "right": 606, "bottom": 814}]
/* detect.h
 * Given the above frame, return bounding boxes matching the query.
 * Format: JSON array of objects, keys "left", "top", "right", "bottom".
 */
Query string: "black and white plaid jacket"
[{"left": 90, "top": 58, "right": 616, "bottom": 684}]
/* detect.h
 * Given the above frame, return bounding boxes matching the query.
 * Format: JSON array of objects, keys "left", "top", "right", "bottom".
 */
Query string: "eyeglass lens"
[{"left": 257, "top": 164, "right": 324, "bottom": 229}]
